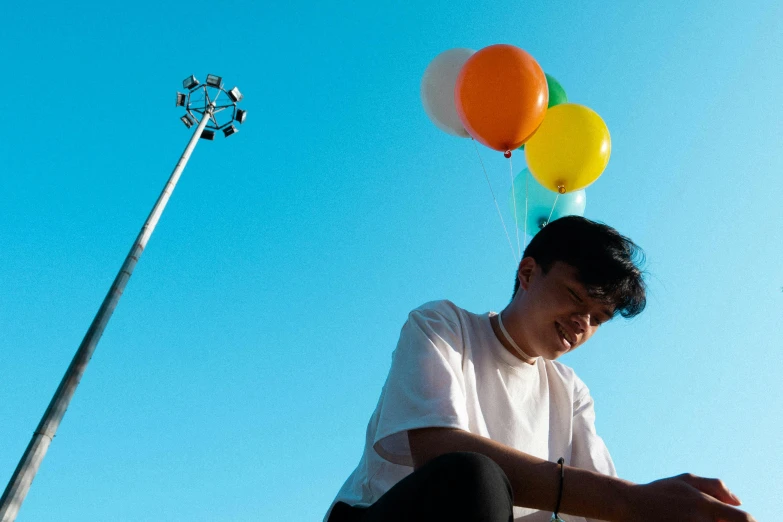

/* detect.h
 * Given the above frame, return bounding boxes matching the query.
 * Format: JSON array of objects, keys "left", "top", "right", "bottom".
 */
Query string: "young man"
[{"left": 325, "top": 217, "right": 755, "bottom": 522}]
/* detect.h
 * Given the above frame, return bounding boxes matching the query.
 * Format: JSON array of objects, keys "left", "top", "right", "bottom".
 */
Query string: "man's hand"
[{"left": 625, "top": 473, "right": 755, "bottom": 522}]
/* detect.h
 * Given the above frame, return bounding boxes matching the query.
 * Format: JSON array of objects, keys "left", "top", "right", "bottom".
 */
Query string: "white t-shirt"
[{"left": 326, "top": 300, "right": 616, "bottom": 522}]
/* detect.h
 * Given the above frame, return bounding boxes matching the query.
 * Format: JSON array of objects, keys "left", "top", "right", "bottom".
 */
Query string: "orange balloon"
[{"left": 454, "top": 44, "right": 548, "bottom": 152}]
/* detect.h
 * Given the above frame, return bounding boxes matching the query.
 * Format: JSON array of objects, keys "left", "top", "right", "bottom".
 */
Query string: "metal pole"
[{"left": 0, "top": 102, "right": 215, "bottom": 522}]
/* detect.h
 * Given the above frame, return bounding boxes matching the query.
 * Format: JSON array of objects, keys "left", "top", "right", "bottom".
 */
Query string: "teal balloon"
[
  {"left": 509, "top": 169, "right": 586, "bottom": 235},
  {"left": 518, "top": 73, "right": 568, "bottom": 150}
]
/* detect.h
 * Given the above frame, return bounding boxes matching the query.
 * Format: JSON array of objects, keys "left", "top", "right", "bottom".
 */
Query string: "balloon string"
[
  {"left": 472, "top": 139, "right": 518, "bottom": 265},
  {"left": 524, "top": 169, "right": 529, "bottom": 250},
  {"left": 547, "top": 192, "right": 560, "bottom": 225},
  {"left": 508, "top": 154, "right": 521, "bottom": 259}
]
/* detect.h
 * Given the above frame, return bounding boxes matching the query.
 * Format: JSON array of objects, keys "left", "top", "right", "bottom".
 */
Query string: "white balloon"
[{"left": 421, "top": 48, "right": 475, "bottom": 138}]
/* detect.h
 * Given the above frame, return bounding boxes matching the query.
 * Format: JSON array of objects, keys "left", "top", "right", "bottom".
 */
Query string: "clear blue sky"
[{"left": 1, "top": 1, "right": 781, "bottom": 520}]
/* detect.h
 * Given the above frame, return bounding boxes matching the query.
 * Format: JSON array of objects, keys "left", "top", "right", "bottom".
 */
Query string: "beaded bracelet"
[{"left": 550, "top": 457, "right": 565, "bottom": 522}]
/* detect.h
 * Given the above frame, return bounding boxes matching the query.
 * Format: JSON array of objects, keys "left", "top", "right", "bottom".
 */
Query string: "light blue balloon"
[{"left": 509, "top": 168, "right": 586, "bottom": 236}]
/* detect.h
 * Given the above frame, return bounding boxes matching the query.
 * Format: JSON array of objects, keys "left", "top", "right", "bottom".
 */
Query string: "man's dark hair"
[{"left": 513, "top": 216, "right": 647, "bottom": 318}]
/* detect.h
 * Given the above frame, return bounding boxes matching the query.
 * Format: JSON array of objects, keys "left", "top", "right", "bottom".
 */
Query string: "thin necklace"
[{"left": 497, "top": 312, "right": 537, "bottom": 364}]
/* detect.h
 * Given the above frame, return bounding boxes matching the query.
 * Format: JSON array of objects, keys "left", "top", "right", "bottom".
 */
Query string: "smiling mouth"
[{"left": 555, "top": 323, "right": 574, "bottom": 350}]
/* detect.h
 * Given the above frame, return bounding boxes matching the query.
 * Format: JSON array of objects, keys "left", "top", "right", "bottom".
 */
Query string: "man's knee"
[
  {"left": 425, "top": 452, "right": 513, "bottom": 506},
  {"left": 358, "top": 452, "right": 514, "bottom": 521}
]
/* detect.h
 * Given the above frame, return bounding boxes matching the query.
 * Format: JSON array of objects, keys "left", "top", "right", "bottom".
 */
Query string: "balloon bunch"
[{"left": 421, "top": 44, "right": 611, "bottom": 242}]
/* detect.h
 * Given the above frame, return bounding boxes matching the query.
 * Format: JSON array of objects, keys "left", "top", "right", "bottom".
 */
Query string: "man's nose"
[{"left": 570, "top": 313, "right": 589, "bottom": 333}]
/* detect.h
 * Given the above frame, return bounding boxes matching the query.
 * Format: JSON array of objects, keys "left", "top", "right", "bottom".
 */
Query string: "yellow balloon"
[{"left": 525, "top": 103, "right": 611, "bottom": 194}]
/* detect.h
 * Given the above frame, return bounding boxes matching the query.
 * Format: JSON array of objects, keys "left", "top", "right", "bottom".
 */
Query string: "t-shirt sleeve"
[
  {"left": 372, "top": 305, "right": 470, "bottom": 467},
  {"left": 571, "top": 375, "right": 617, "bottom": 478}
]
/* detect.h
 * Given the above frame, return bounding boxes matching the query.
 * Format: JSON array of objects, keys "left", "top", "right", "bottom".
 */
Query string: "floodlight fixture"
[
  {"left": 182, "top": 75, "right": 199, "bottom": 90},
  {"left": 178, "top": 73, "right": 246, "bottom": 137},
  {"left": 206, "top": 74, "right": 223, "bottom": 88},
  {"left": 227, "top": 87, "right": 243, "bottom": 103}
]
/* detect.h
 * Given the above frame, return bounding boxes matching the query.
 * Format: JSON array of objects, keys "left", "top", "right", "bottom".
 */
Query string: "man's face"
[{"left": 514, "top": 259, "right": 614, "bottom": 360}]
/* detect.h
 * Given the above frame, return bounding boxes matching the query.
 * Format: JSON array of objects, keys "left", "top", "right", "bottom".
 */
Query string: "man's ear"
[{"left": 517, "top": 257, "right": 537, "bottom": 291}]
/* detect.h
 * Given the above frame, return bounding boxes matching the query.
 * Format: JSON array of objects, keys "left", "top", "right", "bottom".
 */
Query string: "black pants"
[{"left": 328, "top": 452, "right": 514, "bottom": 522}]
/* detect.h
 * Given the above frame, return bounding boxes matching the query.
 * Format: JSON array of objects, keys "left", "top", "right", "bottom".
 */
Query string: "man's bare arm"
[{"left": 408, "top": 427, "right": 755, "bottom": 522}]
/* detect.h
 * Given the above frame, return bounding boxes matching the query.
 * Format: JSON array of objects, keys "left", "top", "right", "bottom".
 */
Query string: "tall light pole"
[{"left": 0, "top": 74, "right": 246, "bottom": 522}]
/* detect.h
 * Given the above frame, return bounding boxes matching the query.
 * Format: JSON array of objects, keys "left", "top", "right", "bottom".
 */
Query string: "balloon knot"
[
  {"left": 557, "top": 185, "right": 566, "bottom": 194},
  {"left": 504, "top": 150, "right": 512, "bottom": 159}
]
